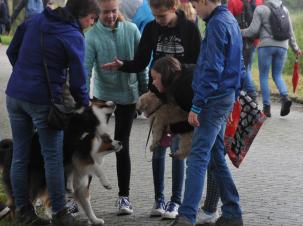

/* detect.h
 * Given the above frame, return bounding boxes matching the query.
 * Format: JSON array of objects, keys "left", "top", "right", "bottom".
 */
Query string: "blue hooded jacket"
[
  {"left": 6, "top": 7, "right": 89, "bottom": 106},
  {"left": 192, "top": 5, "right": 245, "bottom": 110}
]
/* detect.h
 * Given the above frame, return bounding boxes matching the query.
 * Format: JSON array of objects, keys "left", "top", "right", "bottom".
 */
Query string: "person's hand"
[
  {"left": 101, "top": 58, "right": 123, "bottom": 70},
  {"left": 188, "top": 111, "right": 200, "bottom": 127},
  {"left": 295, "top": 49, "right": 302, "bottom": 57}
]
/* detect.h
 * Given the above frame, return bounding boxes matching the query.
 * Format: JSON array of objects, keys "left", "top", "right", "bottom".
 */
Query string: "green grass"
[{"left": 0, "top": 36, "right": 12, "bottom": 45}]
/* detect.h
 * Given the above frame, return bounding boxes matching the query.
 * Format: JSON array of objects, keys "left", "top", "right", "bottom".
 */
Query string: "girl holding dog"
[
  {"left": 102, "top": 0, "right": 201, "bottom": 219},
  {"left": 6, "top": 0, "right": 100, "bottom": 225},
  {"left": 84, "top": 0, "right": 148, "bottom": 215}
]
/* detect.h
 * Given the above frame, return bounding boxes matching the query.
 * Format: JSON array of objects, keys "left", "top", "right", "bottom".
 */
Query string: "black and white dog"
[{"left": 0, "top": 100, "right": 121, "bottom": 225}]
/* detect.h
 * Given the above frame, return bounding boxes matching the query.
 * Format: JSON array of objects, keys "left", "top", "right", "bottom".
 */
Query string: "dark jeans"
[{"left": 114, "top": 104, "right": 136, "bottom": 197}]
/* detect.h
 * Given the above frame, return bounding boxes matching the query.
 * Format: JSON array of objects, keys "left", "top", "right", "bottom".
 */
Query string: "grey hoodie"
[{"left": 242, "top": 0, "right": 300, "bottom": 52}]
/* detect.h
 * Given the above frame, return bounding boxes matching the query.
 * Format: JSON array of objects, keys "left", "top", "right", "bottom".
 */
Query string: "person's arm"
[
  {"left": 241, "top": 6, "right": 262, "bottom": 38},
  {"left": 11, "top": 0, "right": 27, "bottom": 24},
  {"left": 287, "top": 9, "right": 302, "bottom": 56},
  {"left": 6, "top": 22, "right": 26, "bottom": 66},
  {"left": 187, "top": 22, "right": 202, "bottom": 63},
  {"left": 64, "top": 35, "right": 90, "bottom": 107},
  {"left": 101, "top": 22, "right": 154, "bottom": 73},
  {"left": 191, "top": 22, "right": 227, "bottom": 116},
  {"left": 84, "top": 33, "right": 97, "bottom": 95}
]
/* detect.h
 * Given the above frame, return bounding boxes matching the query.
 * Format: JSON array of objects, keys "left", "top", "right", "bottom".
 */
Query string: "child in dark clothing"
[{"left": 103, "top": 0, "right": 201, "bottom": 219}]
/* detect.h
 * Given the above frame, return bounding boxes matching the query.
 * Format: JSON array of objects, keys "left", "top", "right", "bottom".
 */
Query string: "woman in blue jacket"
[{"left": 6, "top": 0, "right": 100, "bottom": 225}]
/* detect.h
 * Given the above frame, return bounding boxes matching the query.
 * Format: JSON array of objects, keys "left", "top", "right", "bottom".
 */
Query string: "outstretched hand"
[
  {"left": 296, "top": 49, "right": 302, "bottom": 57},
  {"left": 101, "top": 58, "right": 123, "bottom": 70}
]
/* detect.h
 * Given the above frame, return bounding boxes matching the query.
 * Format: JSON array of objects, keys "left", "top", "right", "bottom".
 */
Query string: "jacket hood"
[
  {"left": 265, "top": 0, "right": 282, "bottom": 8},
  {"left": 204, "top": 5, "right": 228, "bottom": 23},
  {"left": 39, "top": 7, "right": 81, "bottom": 34}
]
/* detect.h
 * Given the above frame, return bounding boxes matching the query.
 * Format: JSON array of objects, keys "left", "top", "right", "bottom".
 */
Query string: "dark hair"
[
  {"left": 66, "top": 0, "right": 100, "bottom": 18},
  {"left": 152, "top": 56, "right": 182, "bottom": 88},
  {"left": 149, "top": 0, "right": 178, "bottom": 9}
]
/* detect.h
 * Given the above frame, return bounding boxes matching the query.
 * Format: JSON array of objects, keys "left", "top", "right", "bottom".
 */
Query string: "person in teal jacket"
[{"left": 84, "top": 0, "right": 148, "bottom": 216}]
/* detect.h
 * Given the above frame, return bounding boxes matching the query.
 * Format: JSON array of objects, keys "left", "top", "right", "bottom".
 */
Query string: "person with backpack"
[
  {"left": 241, "top": 0, "right": 302, "bottom": 117},
  {"left": 102, "top": 0, "right": 201, "bottom": 220},
  {"left": 11, "top": 0, "right": 44, "bottom": 24}
]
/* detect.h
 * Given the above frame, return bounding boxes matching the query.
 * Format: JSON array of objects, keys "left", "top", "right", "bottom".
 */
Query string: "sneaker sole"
[
  {"left": 0, "top": 207, "right": 10, "bottom": 220},
  {"left": 117, "top": 209, "right": 133, "bottom": 216},
  {"left": 161, "top": 214, "right": 177, "bottom": 220},
  {"left": 150, "top": 209, "right": 164, "bottom": 217}
]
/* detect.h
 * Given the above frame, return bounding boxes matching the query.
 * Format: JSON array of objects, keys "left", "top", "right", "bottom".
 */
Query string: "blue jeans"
[
  {"left": 244, "top": 47, "right": 257, "bottom": 96},
  {"left": 178, "top": 92, "right": 242, "bottom": 224},
  {"left": 6, "top": 96, "right": 65, "bottom": 213},
  {"left": 152, "top": 135, "right": 184, "bottom": 204},
  {"left": 258, "top": 47, "right": 288, "bottom": 106}
]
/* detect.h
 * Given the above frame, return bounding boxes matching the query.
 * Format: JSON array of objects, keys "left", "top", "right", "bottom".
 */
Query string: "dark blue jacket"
[
  {"left": 6, "top": 7, "right": 89, "bottom": 106},
  {"left": 192, "top": 5, "right": 245, "bottom": 110}
]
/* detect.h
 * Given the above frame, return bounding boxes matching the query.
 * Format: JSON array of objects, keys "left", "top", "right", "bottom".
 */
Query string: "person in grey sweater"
[{"left": 241, "top": 0, "right": 301, "bottom": 117}]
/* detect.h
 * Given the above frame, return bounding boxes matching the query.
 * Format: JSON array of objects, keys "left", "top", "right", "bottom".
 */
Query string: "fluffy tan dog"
[{"left": 137, "top": 91, "right": 193, "bottom": 160}]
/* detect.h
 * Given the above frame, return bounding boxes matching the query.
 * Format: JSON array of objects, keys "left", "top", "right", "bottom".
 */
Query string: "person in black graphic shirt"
[{"left": 102, "top": 0, "right": 201, "bottom": 220}]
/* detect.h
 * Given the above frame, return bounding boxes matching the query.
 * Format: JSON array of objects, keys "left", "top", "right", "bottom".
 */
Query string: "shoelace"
[
  {"left": 165, "top": 201, "right": 177, "bottom": 212},
  {"left": 66, "top": 200, "right": 79, "bottom": 214},
  {"left": 116, "top": 197, "right": 131, "bottom": 209}
]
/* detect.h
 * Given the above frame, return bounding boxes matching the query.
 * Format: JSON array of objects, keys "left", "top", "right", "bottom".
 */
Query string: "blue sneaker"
[
  {"left": 116, "top": 196, "right": 133, "bottom": 215},
  {"left": 162, "top": 201, "right": 179, "bottom": 219},
  {"left": 150, "top": 199, "right": 165, "bottom": 217}
]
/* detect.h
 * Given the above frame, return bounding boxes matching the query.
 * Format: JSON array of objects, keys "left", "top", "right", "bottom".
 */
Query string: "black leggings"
[{"left": 114, "top": 104, "right": 136, "bottom": 197}]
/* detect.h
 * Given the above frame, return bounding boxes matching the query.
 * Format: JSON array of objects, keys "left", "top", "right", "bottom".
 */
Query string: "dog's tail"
[{"left": 0, "top": 139, "right": 13, "bottom": 169}]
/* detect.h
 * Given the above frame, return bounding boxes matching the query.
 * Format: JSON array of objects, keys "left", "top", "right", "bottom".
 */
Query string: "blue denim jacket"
[{"left": 191, "top": 5, "right": 245, "bottom": 113}]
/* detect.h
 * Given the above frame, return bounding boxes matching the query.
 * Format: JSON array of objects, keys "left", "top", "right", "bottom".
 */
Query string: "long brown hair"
[{"left": 152, "top": 56, "right": 182, "bottom": 88}]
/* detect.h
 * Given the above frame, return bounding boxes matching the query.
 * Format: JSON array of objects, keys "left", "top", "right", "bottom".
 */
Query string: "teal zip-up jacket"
[{"left": 85, "top": 20, "right": 148, "bottom": 104}]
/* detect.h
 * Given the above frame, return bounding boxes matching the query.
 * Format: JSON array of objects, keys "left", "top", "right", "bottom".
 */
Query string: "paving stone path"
[{"left": 1, "top": 45, "right": 303, "bottom": 226}]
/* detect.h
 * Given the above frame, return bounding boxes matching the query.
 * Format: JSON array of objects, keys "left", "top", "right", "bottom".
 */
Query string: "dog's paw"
[
  {"left": 92, "top": 218, "right": 105, "bottom": 225},
  {"left": 103, "top": 184, "right": 112, "bottom": 190}
]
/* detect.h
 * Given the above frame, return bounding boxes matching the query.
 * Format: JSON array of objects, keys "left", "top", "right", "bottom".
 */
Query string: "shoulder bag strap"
[{"left": 40, "top": 32, "right": 55, "bottom": 104}]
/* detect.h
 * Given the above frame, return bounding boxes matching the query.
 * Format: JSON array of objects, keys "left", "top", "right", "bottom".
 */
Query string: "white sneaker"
[
  {"left": 116, "top": 196, "right": 133, "bottom": 215},
  {"left": 162, "top": 201, "right": 179, "bottom": 219},
  {"left": 150, "top": 199, "right": 165, "bottom": 217},
  {"left": 66, "top": 199, "right": 80, "bottom": 217},
  {"left": 196, "top": 210, "right": 218, "bottom": 225}
]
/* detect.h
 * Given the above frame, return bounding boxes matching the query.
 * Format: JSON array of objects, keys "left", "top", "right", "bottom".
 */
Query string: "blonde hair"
[
  {"left": 178, "top": 2, "right": 196, "bottom": 23},
  {"left": 97, "top": 0, "right": 125, "bottom": 21}
]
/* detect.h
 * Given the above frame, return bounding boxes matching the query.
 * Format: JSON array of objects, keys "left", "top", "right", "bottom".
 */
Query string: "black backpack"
[
  {"left": 237, "top": 0, "right": 256, "bottom": 29},
  {"left": 266, "top": 3, "right": 290, "bottom": 41}
]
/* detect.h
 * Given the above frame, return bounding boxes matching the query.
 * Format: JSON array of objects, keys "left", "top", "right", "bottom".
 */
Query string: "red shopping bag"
[
  {"left": 292, "top": 57, "right": 300, "bottom": 93},
  {"left": 225, "top": 92, "right": 267, "bottom": 168}
]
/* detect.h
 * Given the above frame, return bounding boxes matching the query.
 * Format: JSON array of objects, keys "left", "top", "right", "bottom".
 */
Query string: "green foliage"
[
  {"left": 283, "top": 12, "right": 303, "bottom": 75},
  {"left": 0, "top": 36, "right": 12, "bottom": 45},
  {"left": 283, "top": 0, "right": 303, "bottom": 11}
]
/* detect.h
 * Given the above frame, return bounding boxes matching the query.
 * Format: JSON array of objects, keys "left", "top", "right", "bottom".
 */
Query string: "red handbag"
[{"left": 224, "top": 92, "right": 267, "bottom": 168}]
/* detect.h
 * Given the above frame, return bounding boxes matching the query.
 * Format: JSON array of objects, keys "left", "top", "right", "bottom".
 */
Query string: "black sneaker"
[
  {"left": 15, "top": 205, "right": 50, "bottom": 225},
  {"left": 263, "top": 104, "right": 271, "bottom": 117},
  {"left": 0, "top": 203, "right": 10, "bottom": 220},
  {"left": 215, "top": 216, "right": 243, "bottom": 226},
  {"left": 52, "top": 207, "right": 88, "bottom": 226},
  {"left": 280, "top": 96, "right": 292, "bottom": 116}
]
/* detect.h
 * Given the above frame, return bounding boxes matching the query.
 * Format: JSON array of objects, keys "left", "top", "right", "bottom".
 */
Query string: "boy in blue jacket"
[{"left": 171, "top": 0, "right": 244, "bottom": 226}]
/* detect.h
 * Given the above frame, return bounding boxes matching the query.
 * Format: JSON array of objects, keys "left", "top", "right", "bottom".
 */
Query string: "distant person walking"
[
  {"left": 11, "top": 0, "right": 44, "bottom": 24},
  {"left": 242, "top": 0, "right": 302, "bottom": 117},
  {"left": 0, "top": 0, "right": 10, "bottom": 35}
]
